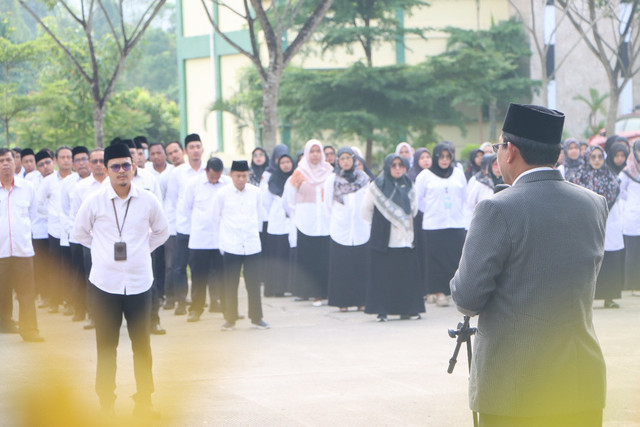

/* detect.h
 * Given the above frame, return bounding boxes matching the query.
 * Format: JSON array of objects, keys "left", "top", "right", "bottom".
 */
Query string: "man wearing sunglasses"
[
  {"left": 451, "top": 103, "right": 608, "bottom": 426},
  {"left": 74, "top": 143, "right": 169, "bottom": 418}
]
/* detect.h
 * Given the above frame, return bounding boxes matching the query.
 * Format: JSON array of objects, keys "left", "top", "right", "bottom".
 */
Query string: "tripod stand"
[{"left": 447, "top": 315, "right": 478, "bottom": 427}]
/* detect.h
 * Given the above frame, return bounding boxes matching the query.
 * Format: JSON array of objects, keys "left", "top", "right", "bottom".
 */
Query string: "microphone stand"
[{"left": 447, "top": 315, "right": 478, "bottom": 427}]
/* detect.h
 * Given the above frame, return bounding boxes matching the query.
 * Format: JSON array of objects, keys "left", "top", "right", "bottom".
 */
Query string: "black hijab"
[
  {"left": 250, "top": 147, "right": 269, "bottom": 186},
  {"left": 605, "top": 141, "right": 629, "bottom": 176},
  {"left": 333, "top": 147, "right": 370, "bottom": 204},
  {"left": 474, "top": 154, "right": 503, "bottom": 189},
  {"left": 268, "top": 154, "right": 294, "bottom": 197},
  {"left": 369, "top": 154, "right": 413, "bottom": 232},
  {"left": 430, "top": 142, "right": 455, "bottom": 179},
  {"left": 408, "top": 148, "right": 429, "bottom": 182},
  {"left": 266, "top": 144, "right": 289, "bottom": 173},
  {"left": 465, "top": 149, "right": 483, "bottom": 180}
]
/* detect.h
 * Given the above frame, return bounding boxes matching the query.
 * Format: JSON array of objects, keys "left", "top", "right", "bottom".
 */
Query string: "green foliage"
[
  {"left": 460, "top": 144, "right": 480, "bottom": 163},
  {"left": 573, "top": 88, "right": 609, "bottom": 137}
]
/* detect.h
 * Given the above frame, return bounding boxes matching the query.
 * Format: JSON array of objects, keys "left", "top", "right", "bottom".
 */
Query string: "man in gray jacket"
[{"left": 451, "top": 103, "right": 607, "bottom": 427}]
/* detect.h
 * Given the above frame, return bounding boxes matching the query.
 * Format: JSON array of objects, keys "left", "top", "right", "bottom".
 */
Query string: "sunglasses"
[
  {"left": 109, "top": 162, "right": 132, "bottom": 172},
  {"left": 492, "top": 143, "right": 507, "bottom": 153}
]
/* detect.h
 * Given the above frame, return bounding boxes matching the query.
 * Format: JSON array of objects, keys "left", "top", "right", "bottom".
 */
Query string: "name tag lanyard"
[{"left": 112, "top": 198, "right": 132, "bottom": 242}]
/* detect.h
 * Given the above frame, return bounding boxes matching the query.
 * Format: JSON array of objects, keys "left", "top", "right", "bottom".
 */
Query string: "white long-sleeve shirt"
[
  {"left": 26, "top": 170, "right": 48, "bottom": 239},
  {"left": 619, "top": 172, "right": 640, "bottom": 236},
  {"left": 148, "top": 163, "right": 174, "bottom": 201},
  {"left": 37, "top": 170, "right": 68, "bottom": 240},
  {"left": 324, "top": 174, "right": 370, "bottom": 246},
  {"left": 69, "top": 175, "right": 106, "bottom": 244},
  {"left": 464, "top": 176, "right": 494, "bottom": 229},
  {"left": 415, "top": 167, "right": 467, "bottom": 230},
  {"left": 184, "top": 174, "right": 230, "bottom": 250},
  {"left": 0, "top": 178, "right": 37, "bottom": 258},
  {"left": 214, "top": 183, "right": 265, "bottom": 256},
  {"left": 165, "top": 162, "right": 205, "bottom": 235},
  {"left": 60, "top": 173, "right": 81, "bottom": 245},
  {"left": 283, "top": 180, "right": 330, "bottom": 237},
  {"left": 73, "top": 183, "right": 169, "bottom": 295}
]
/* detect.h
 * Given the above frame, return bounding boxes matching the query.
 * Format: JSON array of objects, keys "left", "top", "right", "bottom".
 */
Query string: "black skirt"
[
  {"left": 263, "top": 233, "right": 290, "bottom": 297},
  {"left": 595, "top": 249, "right": 624, "bottom": 300},
  {"left": 624, "top": 235, "right": 640, "bottom": 290},
  {"left": 421, "top": 228, "right": 466, "bottom": 295},
  {"left": 293, "top": 231, "right": 330, "bottom": 299},
  {"left": 413, "top": 211, "right": 426, "bottom": 293},
  {"left": 365, "top": 247, "right": 425, "bottom": 316},
  {"left": 327, "top": 240, "right": 367, "bottom": 308}
]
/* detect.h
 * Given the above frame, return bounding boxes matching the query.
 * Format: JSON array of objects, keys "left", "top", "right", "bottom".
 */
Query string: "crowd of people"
[
  {"left": 2, "top": 116, "right": 639, "bottom": 416},
  {"left": 2, "top": 132, "right": 639, "bottom": 340}
]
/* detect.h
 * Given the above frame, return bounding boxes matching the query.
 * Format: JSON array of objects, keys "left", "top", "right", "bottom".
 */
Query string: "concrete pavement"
[{"left": 1, "top": 288, "right": 639, "bottom": 426}]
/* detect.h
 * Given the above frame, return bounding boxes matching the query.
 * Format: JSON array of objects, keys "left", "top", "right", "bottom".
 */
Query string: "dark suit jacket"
[{"left": 451, "top": 169, "right": 608, "bottom": 417}]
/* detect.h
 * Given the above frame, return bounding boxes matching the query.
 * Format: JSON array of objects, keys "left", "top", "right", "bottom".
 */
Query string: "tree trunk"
[
  {"left": 261, "top": 72, "right": 281, "bottom": 153},
  {"left": 93, "top": 102, "right": 105, "bottom": 148},
  {"left": 489, "top": 97, "right": 497, "bottom": 141},
  {"left": 3, "top": 120, "right": 9, "bottom": 148},
  {"left": 605, "top": 83, "right": 620, "bottom": 138},
  {"left": 477, "top": 108, "right": 483, "bottom": 143},
  {"left": 366, "top": 138, "right": 373, "bottom": 166}
]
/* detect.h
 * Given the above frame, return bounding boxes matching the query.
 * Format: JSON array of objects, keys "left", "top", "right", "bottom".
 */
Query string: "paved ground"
[{"left": 1, "top": 288, "right": 639, "bottom": 426}]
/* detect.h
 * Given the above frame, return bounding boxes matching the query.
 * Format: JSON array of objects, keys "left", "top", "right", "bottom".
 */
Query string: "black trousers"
[
  {"left": 92, "top": 284, "right": 153, "bottom": 403},
  {"left": 48, "top": 235, "right": 63, "bottom": 307},
  {"left": 479, "top": 411, "right": 602, "bottom": 427},
  {"left": 189, "top": 249, "right": 224, "bottom": 315},
  {"left": 223, "top": 253, "right": 263, "bottom": 323},
  {"left": 82, "top": 246, "right": 94, "bottom": 317},
  {"left": 32, "top": 238, "right": 49, "bottom": 300},
  {"left": 69, "top": 243, "right": 87, "bottom": 317},
  {"left": 163, "top": 235, "right": 176, "bottom": 302},
  {"left": 0, "top": 257, "right": 39, "bottom": 337},
  {"left": 150, "top": 245, "right": 164, "bottom": 325},
  {"left": 173, "top": 233, "right": 190, "bottom": 304}
]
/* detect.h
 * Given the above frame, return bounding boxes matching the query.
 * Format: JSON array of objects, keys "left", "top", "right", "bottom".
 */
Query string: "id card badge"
[{"left": 114, "top": 242, "right": 127, "bottom": 261}]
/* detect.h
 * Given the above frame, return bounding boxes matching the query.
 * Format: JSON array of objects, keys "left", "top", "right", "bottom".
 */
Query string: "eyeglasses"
[
  {"left": 109, "top": 162, "right": 132, "bottom": 172},
  {"left": 74, "top": 157, "right": 89, "bottom": 163},
  {"left": 390, "top": 162, "right": 405, "bottom": 169},
  {"left": 492, "top": 143, "right": 507, "bottom": 153},
  {"left": 439, "top": 154, "right": 452, "bottom": 160},
  {"left": 90, "top": 159, "right": 104, "bottom": 164}
]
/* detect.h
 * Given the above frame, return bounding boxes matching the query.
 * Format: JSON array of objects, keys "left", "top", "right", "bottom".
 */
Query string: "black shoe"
[
  {"left": 220, "top": 322, "right": 235, "bottom": 331},
  {"left": 22, "top": 333, "right": 44, "bottom": 342},
  {"left": 251, "top": 320, "right": 270, "bottom": 330},
  {"left": 174, "top": 302, "right": 187, "bottom": 315},
  {"left": 209, "top": 300, "right": 223, "bottom": 313},
  {"left": 63, "top": 305, "right": 74, "bottom": 316},
  {"left": 604, "top": 300, "right": 620, "bottom": 308},
  {"left": 400, "top": 314, "right": 422, "bottom": 320},
  {"left": 163, "top": 300, "right": 175, "bottom": 310},
  {"left": 84, "top": 319, "right": 95, "bottom": 330},
  {"left": 376, "top": 315, "right": 388, "bottom": 322},
  {"left": 187, "top": 312, "right": 200, "bottom": 322},
  {"left": 150, "top": 323, "right": 166, "bottom": 335},
  {"left": 72, "top": 313, "right": 85, "bottom": 322}
]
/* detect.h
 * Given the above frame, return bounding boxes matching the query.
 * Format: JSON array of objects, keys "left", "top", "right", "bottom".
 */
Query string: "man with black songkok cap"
[
  {"left": 133, "top": 136, "right": 147, "bottom": 168},
  {"left": 182, "top": 157, "right": 230, "bottom": 322},
  {"left": 74, "top": 142, "right": 169, "bottom": 417},
  {"left": 20, "top": 148, "right": 36, "bottom": 176},
  {"left": 451, "top": 103, "right": 608, "bottom": 426},
  {"left": 214, "top": 160, "right": 269, "bottom": 331}
]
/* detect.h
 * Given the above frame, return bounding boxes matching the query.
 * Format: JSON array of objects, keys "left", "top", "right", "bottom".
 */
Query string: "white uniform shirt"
[
  {"left": 283, "top": 180, "right": 330, "bottom": 237},
  {"left": 69, "top": 175, "right": 108, "bottom": 244},
  {"left": 605, "top": 200, "right": 624, "bottom": 251},
  {"left": 415, "top": 167, "right": 467, "bottom": 230},
  {"left": 60, "top": 173, "right": 81, "bottom": 245},
  {"left": 619, "top": 172, "right": 640, "bottom": 236},
  {"left": 165, "top": 163, "right": 205, "bottom": 235},
  {"left": 26, "top": 170, "right": 48, "bottom": 239},
  {"left": 324, "top": 174, "right": 370, "bottom": 246},
  {"left": 184, "top": 174, "right": 230, "bottom": 250},
  {"left": 37, "top": 170, "right": 67, "bottom": 240},
  {"left": 148, "top": 163, "right": 174, "bottom": 201},
  {"left": 214, "top": 183, "right": 264, "bottom": 256},
  {"left": 262, "top": 190, "right": 291, "bottom": 236},
  {"left": 464, "top": 176, "right": 494, "bottom": 229},
  {"left": 0, "top": 178, "right": 37, "bottom": 258},
  {"left": 73, "top": 183, "right": 169, "bottom": 295}
]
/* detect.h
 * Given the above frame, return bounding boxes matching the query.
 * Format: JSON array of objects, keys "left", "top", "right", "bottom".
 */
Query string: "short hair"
[
  {"left": 166, "top": 140, "right": 182, "bottom": 150},
  {"left": 148, "top": 142, "right": 165, "bottom": 152},
  {"left": 12, "top": 147, "right": 22, "bottom": 155},
  {"left": 56, "top": 146, "right": 73, "bottom": 158},
  {"left": 502, "top": 131, "right": 561, "bottom": 166},
  {"left": 0, "top": 148, "right": 15, "bottom": 159},
  {"left": 90, "top": 148, "right": 105, "bottom": 155}
]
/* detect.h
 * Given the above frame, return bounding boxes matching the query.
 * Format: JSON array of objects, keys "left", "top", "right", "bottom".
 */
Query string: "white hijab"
[{"left": 297, "top": 139, "right": 333, "bottom": 185}]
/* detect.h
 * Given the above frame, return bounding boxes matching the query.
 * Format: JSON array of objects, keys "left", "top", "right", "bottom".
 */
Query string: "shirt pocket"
[{"left": 15, "top": 199, "right": 30, "bottom": 217}]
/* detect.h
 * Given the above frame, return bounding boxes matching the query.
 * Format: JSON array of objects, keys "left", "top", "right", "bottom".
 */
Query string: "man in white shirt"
[
  {"left": 133, "top": 136, "right": 148, "bottom": 168},
  {"left": 74, "top": 143, "right": 169, "bottom": 417},
  {"left": 70, "top": 148, "right": 106, "bottom": 329},
  {"left": 160, "top": 140, "right": 185, "bottom": 311},
  {"left": 0, "top": 148, "right": 44, "bottom": 342},
  {"left": 20, "top": 148, "right": 36, "bottom": 176},
  {"left": 215, "top": 160, "right": 269, "bottom": 331},
  {"left": 38, "top": 145, "right": 74, "bottom": 314},
  {"left": 12, "top": 148, "right": 24, "bottom": 177},
  {"left": 183, "top": 157, "right": 229, "bottom": 322},
  {"left": 165, "top": 133, "right": 205, "bottom": 315}
]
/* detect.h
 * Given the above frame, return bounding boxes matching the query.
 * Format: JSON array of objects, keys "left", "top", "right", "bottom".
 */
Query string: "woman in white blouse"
[
  {"left": 620, "top": 140, "right": 640, "bottom": 294},
  {"left": 415, "top": 142, "right": 467, "bottom": 307},
  {"left": 283, "top": 140, "right": 333, "bottom": 306},
  {"left": 324, "top": 147, "right": 371, "bottom": 312}
]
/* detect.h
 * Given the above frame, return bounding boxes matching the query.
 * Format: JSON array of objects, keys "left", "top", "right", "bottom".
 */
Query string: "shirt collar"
[
  {"left": 512, "top": 167, "right": 553, "bottom": 186},
  {"left": 107, "top": 181, "right": 139, "bottom": 201}
]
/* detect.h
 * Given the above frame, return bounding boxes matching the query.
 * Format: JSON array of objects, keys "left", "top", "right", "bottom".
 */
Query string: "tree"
[
  {"left": 429, "top": 19, "right": 537, "bottom": 141},
  {"left": 556, "top": 0, "right": 640, "bottom": 136},
  {"left": 573, "top": 87, "right": 609, "bottom": 137},
  {"left": 200, "top": 0, "right": 334, "bottom": 153},
  {"left": 19, "top": 0, "right": 167, "bottom": 147},
  {"left": 310, "top": 0, "right": 427, "bottom": 162}
]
